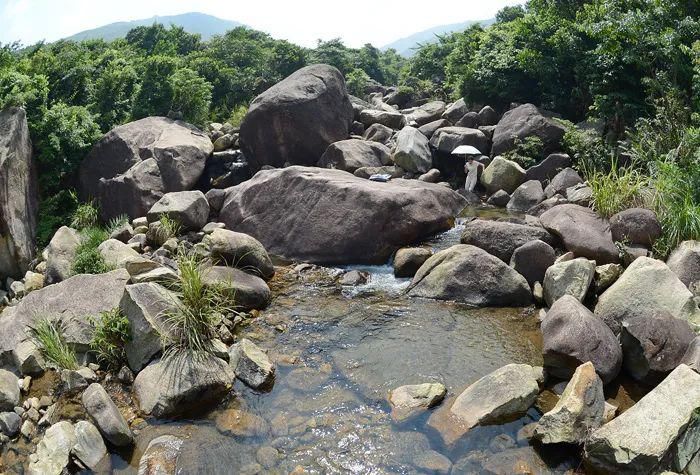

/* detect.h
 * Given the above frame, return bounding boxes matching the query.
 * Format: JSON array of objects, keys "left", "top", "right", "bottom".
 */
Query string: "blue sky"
[{"left": 1, "top": 0, "right": 524, "bottom": 48}]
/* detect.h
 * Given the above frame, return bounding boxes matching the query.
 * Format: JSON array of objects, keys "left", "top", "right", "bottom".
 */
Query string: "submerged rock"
[
  {"left": 138, "top": 435, "right": 184, "bottom": 475},
  {"left": 217, "top": 166, "right": 465, "bottom": 265},
  {"left": 585, "top": 364, "right": 700, "bottom": 474},
  {"left": 534, "top": 362, "right": 605, "bottom": 444},
  {"left": 388, "top": 382, "right": 446, "bottom": 422},
  {"left": 407, "top": 244, "right": 531, "bottom": 307}
]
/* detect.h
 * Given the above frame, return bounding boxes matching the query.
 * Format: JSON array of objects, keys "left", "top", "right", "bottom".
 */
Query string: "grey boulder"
[
  {"left": 147, "top": 190, "right": 209, "bottom": 231},
  {"left": 81, "top": 383, "right": 133, "bottom": 446},
  {"left": 393, "top": 126, "right": 432, "bottom": 173},
  {"left": 525, "top": 153, "right": 571, "bottom": 184},
  {"left": 393, "top": 247, "right": 433, "bottom": 278},
  {"left": 492, "top": 104, "right": 566, "bottom": 157},
  {"left": 429, "top": 127, "right": 489, "bottom": 155},
  {"left": 228, "top": 338, "right": 275, "bottom": 390},
  {"left": 542, "top": 257, "right": 595, "bottom": 307},
  {"left": 480, "top": 156, "right": 526, "bottom": 194},
  {"left": 610, "top": 208, "right": 662, "bottom": 248},
  {"left": 667, "top": 240, "right": 700, "bottom": 288},
  {"left": 202, "top": 266, "right": 271, "bottom": 310},
  {"left": 544, "top": 168, "right": 583, "bottom": 198},
  {"left": 45, "top": 226, "right": 81, "bottom": 285},
  {"left": 506, "top": 180, "right": 545, "bottom": 212},
  {"left": 203, "top": 228, "right": 274, "bottom": 280},
  {"left": 460, "top": 218, "right": 553, "bottom": 262},
  {"left": 317, "top": 138, "right": 391, "bottom": 173},
  {"left": 510, "top": 239, "right": 556, "bottom": 287}
]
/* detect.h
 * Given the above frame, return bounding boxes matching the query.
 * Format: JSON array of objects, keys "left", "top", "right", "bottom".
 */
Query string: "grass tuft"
[
  {"left": 31, "top": 319, "right": 79, "bottom": 370},
  {"left": 72, "top": 227, "right": 113, "bottom": 275},
  {"left": 70, "top": 198, "right": 100, "bottom": 230},
  {"left": 90, "top": 308, "right": 131, "bottom": 369}
]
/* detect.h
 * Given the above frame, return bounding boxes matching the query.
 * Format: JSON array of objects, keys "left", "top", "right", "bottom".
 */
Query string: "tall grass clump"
[
  {"left": 70, "top": 197, "right": 100, "bottom": 230},
  {"left": 585, "top": 161, "right": 651, "bottom": 218},
  {"left": 72, "top": 227, "right": 112, "bottom": 275},
  {"left": 155, "top": 215, "right": 182, "bottom": 243},
  {"left": 31, "top": 319, "right": 79, "bottom": 370},
  {"left": 161, "top": 250, "right": 234, "bottom": 359},
  {"left": 90, "top": 308, "right": 131, "bottom": 369}
]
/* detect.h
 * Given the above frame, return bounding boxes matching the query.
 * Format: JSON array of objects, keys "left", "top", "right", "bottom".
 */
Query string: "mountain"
[
  {"left": 64, "top": 12, "right": 244, "bottom": 42},
  {"left": 382, "top": 19, "right": 495, "bottom": 57}
]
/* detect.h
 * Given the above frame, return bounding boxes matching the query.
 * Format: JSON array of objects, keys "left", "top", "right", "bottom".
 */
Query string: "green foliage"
[
  {"left": 131, "top": 55, "right": 180, "bottom": 119},
  {"left": 157, "top": 215, "right": 182, "bottom": 242},
  {"left": 106, "top": 214, "right": 129, "bottom": 234},
  {"left": 345, "top": 68, "right": 370, "bottom": 97},
  {"left": 586, "top": 161, "right": 651, "bottom": 218},
  {"left": 90, "top": 308, "right": 131, "bottom": 369},
  {"left": 72, "top": 227, "right": 112, "bottom": 275},
  {"left": 70, "top": 198, "right": 99, "bottom": 230},
  {"left": 36, "top": 190, "right": 79, "bottom": 248},
  {"left": 31, "top": 319, "right": 79, "bottom": 370},
  {"left": 91, "top": 57, "right": 139, "bottom": 130},
  {"left": 0, "top": 69, "right": 48, "bottom": 120},
  {"left": 162, "top": 251, "right": 234, "bottom": 358},
  {"left": 228, "top": 105, "right": 247, "bottom": 128},
  {"left": 169, "top": 67, "right": 212, "bottom": 126},
  {"left": 503, "top": 136, "right": 544, "bottom": 168}
]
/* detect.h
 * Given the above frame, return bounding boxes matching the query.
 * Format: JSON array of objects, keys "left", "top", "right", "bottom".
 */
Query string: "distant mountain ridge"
[
  {"left": 382, "top": 19, "right": 495, "bottom": 57},
  {"left": 64, "top": 12, "right": 244, "bottom": 42}
]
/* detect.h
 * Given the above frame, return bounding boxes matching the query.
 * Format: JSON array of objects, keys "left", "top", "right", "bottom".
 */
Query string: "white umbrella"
[{"left": 451, "top": 145, "right": 481, "bottom": 156}]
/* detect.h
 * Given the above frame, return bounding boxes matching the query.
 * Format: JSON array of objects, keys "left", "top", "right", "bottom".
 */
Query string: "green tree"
[
  {"left": 169, "top": 68, "right": 212, "bottom": 126},
  {"left": 91, "top": 57, "right": 139, "bottom": 130},
  {"left": 131, "top": 55, "right": 179, "bottom": 119},
  {"left": 311, "top": 38, "right": 353, "bottom": 75},
  {"left": 345, "top": 68, "right": 370, "bottom": 97}
]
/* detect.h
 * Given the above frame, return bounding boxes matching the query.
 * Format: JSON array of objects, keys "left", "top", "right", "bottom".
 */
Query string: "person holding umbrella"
[{"left": 452, "top": 145, "right": 483, "bottom": 193}]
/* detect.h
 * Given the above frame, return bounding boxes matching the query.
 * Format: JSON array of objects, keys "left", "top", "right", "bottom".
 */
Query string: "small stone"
[
  {"left": 413, "top": 450, "right": 452, "bottom": 474},
  {"left": 389, "top": 383, "right": 447, "bottom": 422},
  {"left": 81, "top": 383, "right": 134, "bottom": 447},
  {"left": 0, "top": 412, "right": 21, "bottom": 437},
  {"left": 73, "top": 420, "right": 107, "bottom": 470},
  {"left": 229, "top": 339, "right": 275, "bottom": 390}
]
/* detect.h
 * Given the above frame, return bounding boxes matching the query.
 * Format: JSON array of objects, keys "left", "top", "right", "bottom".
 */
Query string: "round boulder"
[
  {"left": 393, "top": 247, "right": 433, "bottom": 278},
  {"left": 480, "top": 157, "right": 526, "bottom": 195},
  {"left": 510, "top": 240, "right": 556, "bottom": 287},
  {"left": 506, "top": 180, "right": 545, "bottom": 212},
  {"left": 317, "top": 139, "right": 391, "bottom": 173},
  {"left": 610, "top": 208, "right": 662, "bottom": 248},
  {"left": 393, "top": 126, "right": 432, "bottom": 173}
]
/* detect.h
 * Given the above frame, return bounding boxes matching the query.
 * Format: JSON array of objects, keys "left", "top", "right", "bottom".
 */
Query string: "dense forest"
[{"left": 1, "top": 0, "right": 699, "bottom": 253}]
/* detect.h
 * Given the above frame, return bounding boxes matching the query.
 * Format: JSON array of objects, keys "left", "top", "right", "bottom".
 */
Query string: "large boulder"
[
  {"left": 506, "top": 180, "right": 545, "bottom": 212},
  {"left": 81, "top": 383, "right": 133, "bottom": 446},
  {"left": 610, "top": 208, "right": 662, "bottom": 248},
  {"left": 0, "top": 369, "right": 19, "bottom": 411},
  {"left": 510, "top": 240, "right": 556, "bottom": 287},
  {"left": 146, "top": 190, "right": 209, "bottom": 231},
  {"left": 0, "top": 270, "right": 130, "bottom": 363},
  {"left": 0, "top": 107, "right": 37, "bottom": 279},
  {"left": 201, "top": 266, "right": 271, "bottom": 310},
  {"left": 542, "top": 257, "right": 595, "bottom": 307},
  {"left": 595, "top": 257, "right": 700, "bottom": 335},
  {"left": 540, "top": 204, "right": 620, "bottom": 264},
  {"left": 406, "top": 101, "right": 446, "bottom": 126},
  {"left": 97, "top": 239, "right": 140, "bottom": 269},
  {"left": 544, "top": 168, "right": 583, "bottom": 198},
  {"left": 427, "top": 364, "right": 543, "bottom": 445},
  {"left": 429, "top": 127, "right": 489, "bottom": 155},
  {"left": 480, "top": 157, "right": 526, "bottom": 194},
  {"left": 240, "top": 65, "right": 353, "bottom": 170},
  {"left": 393, "top": 247, "right": 433, "bottom": 278},
  {"left": 460, "top": 219, "right": 553, "bottom": 262},
  {"left": 491, "top": 104, "right": 566, "bottom": 157},
  {"left": 542, "top": 295, "right": 622, "bottom": 384},
  {"left": 667, "top": 241, "right": 700, "bottom": 288},
  {"left": 407, "top": 244, "right": 531, "bottom": 307},
  {"left": 620, "top": 311, "right": 695, "bottom": 385},
  {"left": 585, "top": 364, "right": 700, "bottom": 474},
  {"left": 133, "top": 354, "right": 234, "bottom": 418},
  {"left": 534, "top": 362, "right": 605, "bottom": 445},
  {"left": 203, "top": 228, "right": 274, "bottom": 280},
  {"left": 358, "top": 109, "right": 406, "bottom": 129},
  {"left": 363, "top": 123, "right": 393, "bottom": 144},
  {"left": 442, "top": 99, "right": 467, "bottom": 122},
  {"left": 119, "top": 283, "right": 177, "bottom": 372},
  {"left": 418, "top": 119, "right": 449, "bottom": 139},
  {"left": 525, "top": 153, "right": 571, "bottom": 184},
  {"left": 317, "top": 139, "right": 391, "bottom": 173},
  {"left": 79, "top": 117, "right": 213, "bottom": 221},
  {"left": 45, "top": 226, "right": 82, "bottom": 285},
  {"left": 217, "top": 166, "right": 465, "bottom": 265},
  {"left": 393, "top": 126, "right": 432, "bottom": 173}
]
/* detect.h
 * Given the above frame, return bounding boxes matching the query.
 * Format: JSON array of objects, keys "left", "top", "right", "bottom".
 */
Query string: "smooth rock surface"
[
  {"left": 81, "top": 383, "right": 133, "bottom": 446},
  {"left": 542, "top": 257, "right": 595, "bottom": 307},
  {"left": 317, "top": 139, "right": 391, "bottom": 173},
  {"left": 460, "top": 218, "right": 553, "bottom": 262},
  {"left": 203, "top": 228, "right": 274, "bottom": 280},
  {"left": 480, "top": 156, "right": 527, "bottom": 194}
]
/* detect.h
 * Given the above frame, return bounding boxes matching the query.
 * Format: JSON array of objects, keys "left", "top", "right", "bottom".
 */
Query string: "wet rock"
[
  {"left": 534, "top": 362, "right": 605, "bottom": 444},
  {"left": 79, "top": 117, "right": 212, "bottom": 221},
  {"left": 133, "top": 355, "right": 233, "bottom": 418},
  {"left": 256, "top": 445, "right": 281, "bottom": 469},
  {"left": 594, "top": 263, "right": 623, "bottom": 292},
  {"left": 229, "top": 338, "right": 275, "bottom": 390},
  {"left": 480, "top": 156, "right": 527, "bottom": 194},
  {"left": 427, "top": 364, "right": 543, "bottom": 445},
  {"left": 138, "top": 434, "right": 183, "bottom": 475},
  {"left": 363, "top": 123, "right": 393, "bottom": 144},
  {"left": 217, "top": 166, "right": 465, "bottom": 265},
  {"left": 147, "top": 190, "right": 209, "bottom": 232},
  {"left": 429, "top": 126, "right": 489, "bottom": 155},
  {"left": 525, "top": 153, "right": 571, "bottom": 184},
  {"left": 543, "top": 295, "right": 622, "bottom": 384},
  {"left": 542, "top": 257, "right": 595, "bottom": 307},
  {"left": 393, "top": 247, "right": 432, "bottom": 278},
  {"left": 216, "top": 409, "right": 269, "bottom": 437},
  {"left": 610, "top": 208, "right": 662, "bottom": 248},
  {"left": 203, "top": 228, "right": 274, "bottom": 280},
  {"left": 487, "top": 189, "right": 510, "bottom": 207},
  {"left": 413, "top": 450, "right": 452, "bottom": 474},
  {"left": 0, "top": 107, "right": 38, "bottom": 280},
  {"left": 120, "top": 282, "right": 177, "bottom": 372},
  {"left": 27, "top": 421, "right": 75, "bottom": 475},
  {"left": 506, "top": 180, "right": 545, "bottom": 212},
  {"left": 544, "top": 167, "right": 583, "bottom": 198},
  {"left": 393, "top": 126, "right": 432, "bottom": 173},
  {"left": 585, "top": 365, "right": 700, "bottom": 474},
  {"left": 407, "top": 244, "right": 531, "bottom": 307},
  {"left": 240, "top": 65, "right": 352, "bottom": 170},
  {"left": 44, "top": 226, "right": 81, "bottom": 285},
  {"left": 82, "top": 383, "right": 133, "bottom": 446},
  {"left": 202, "top": 266, "right": 271, "bottom": 310},
  {"left": 667, "top": 240, "right": 700, "bottom": 289},
  {"left": 540, "top": 204, "right": 620, "bottom": 264},
  {"left": 73, "top": 420, "right": 107, "bottom": 470},
  {"left": 318, "top": 139, "right": 391, "bottom": 173},
  {"left": 510, "top": 239, "right": 556, "bottom": 287},
  {"left": 460, "top": 218, "right": 553, "bottom": 262},
  {"left": 0, "top": 369, "right": 20, "bottom": 411},
  {"left": 337, "top": 269, "right": 369, "bottom": 286},
  {"left": 492, "top": 104, "right": 566, "bottom": 157},
  {"left": 620, "top": 311, "right": 695, "bottom": 385},
  {"left": 595, "top": 256, "right": 700, "bottom": 335},
  {"left": 388, "top": 382, "right": 446, "bottom": 422}
]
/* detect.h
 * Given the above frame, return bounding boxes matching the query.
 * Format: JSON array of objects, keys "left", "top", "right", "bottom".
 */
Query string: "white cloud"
[{"left": 0, "top": 0, "right": 524, "bottom": 48}]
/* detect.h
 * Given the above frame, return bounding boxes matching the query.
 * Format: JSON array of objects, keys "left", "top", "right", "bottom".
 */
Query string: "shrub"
[
  {"left": 90, "top": 308, "right": 131, "bottom": 369},
  {"left": 161, "top": 251, "right": 234, "bottom": 358},
  {"left": 586, "top": 160, "right": 651, "bottom": 218},
  {"left": 31, "top": 319, "right": 79, "bottom": 370},
  {"left": 72, "top": 227, "right": 112, "bottom": 275},
  {"left": 70, "top": 198, "right": 100, "bottom": 230},
  {"left": 228, "top": 104, "right": 247, "bottom": 128},
  {"left": 106, "top": 214, "right": 129, "bottom": 235},
  {"left": 345, "top": 68, "right": 370, "bottom": 97},
  {"left": 169, "top": 67, "right": 213, "bottom": 127},
  {"left": 503, "top": 136, "right": 544, "bottom": 168},
  {"left": 157, "top": 215, "right": 182, "bottom": 242},
  {"left": 36, "top": 190, "right": 79, "bottom": 248}
]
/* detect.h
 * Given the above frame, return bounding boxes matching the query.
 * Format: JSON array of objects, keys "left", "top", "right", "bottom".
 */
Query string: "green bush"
[
  {"left": 169, "top": 67, "right": 213, "bottom": 127},
  {"left": 586, "top": 161, "right": 651, "bottom": 218},
  {"left": 228, "top": 104, "right": 247, "bottom": 128},
  {"left": 503, "top": 136, "right": 544, "bottom": 168},
  {"left": 36, "top": 190, "right": 79, "bottom": 248},
  {"left": 70, "top": 198, "right": 100, "bottom": 230},
  {"left": 31, "top": 319, "right": 78, "bottom": 370},
  {"left": 90, "top": 308, "right": 131, "bottom": 369},
  {"left": 72, "top": 227, "right": 112, "bottom": 275},
  {"left": 345, "top": 68, "right": 370, "bottom": 97}
]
